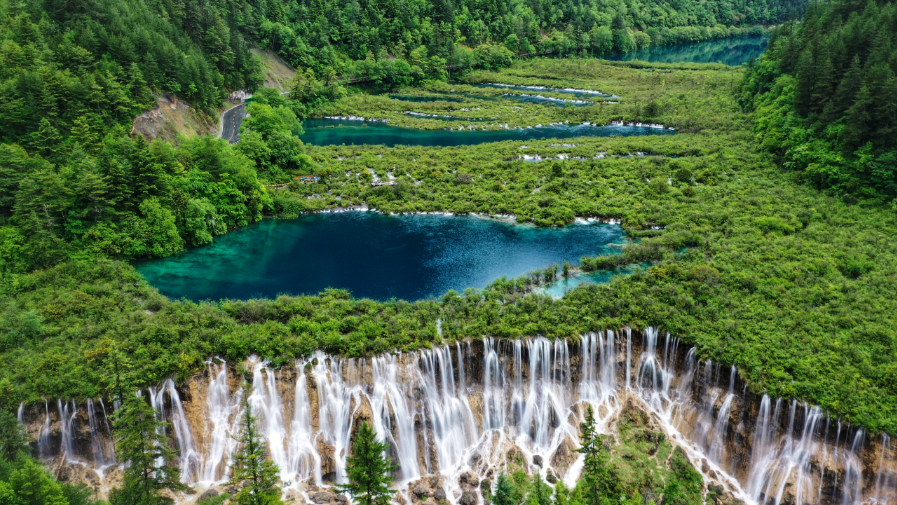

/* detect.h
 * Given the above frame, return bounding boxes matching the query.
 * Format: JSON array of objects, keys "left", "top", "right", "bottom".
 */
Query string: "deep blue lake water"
[
  {"left": 299, "top": 119, "right": 675, "bottom": 147},
  {"left": 136, "top": 212, "right": 624, "bottom": 301},
  {"left": 605, "top": 35, "right": 769, "bottom": 65}
]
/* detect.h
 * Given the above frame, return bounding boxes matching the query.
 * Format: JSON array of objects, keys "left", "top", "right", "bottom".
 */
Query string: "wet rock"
[
  {"left": 533, "top": 454, "right": 543, "bottom": 467},
  {"left": 481, "top": 479, "right": 491, "bottom": 492},
  {"left": 283, "top": 488, "right": 309, "bottom": 504},
  {"left": 550, "top": 437, "right": 578, "bottom": 476},
  {"left": 309, "top": 491, "right": 336, "bottom": 504},
  {"left": 459, "top": 491, "right": 477, "bottom": 505},
  {"left": 351, "top": 396, "right": 374, "bottom": 434},
  {"left": 506, "top": 445, "right": 526, "bottom": 466},
  {"left": 434, "top": 488, "right": 447, "bottom": 501},
  {"left": 706, "top": 485, "right": 746, "bottom": 505},
  {"left": 459, "top": 470, "right": 480, "bottom": 488},
  {"left": 56, "top": 464, "right": 101, "bottom": 491},
  {"left": 334, "top": 494, "right": 349, "bottom": 504},
  {"left": 197, "top": 489, "right": 219, "bottom": 502},
  {"left": 545, "top": 472, "right": 557, "bottom": 484},
  {"left": 316, "top": 437, "right": 337, "bottom": 478},
  {"left": 413, "top": 480, "right": 432, "bottom": 497}
]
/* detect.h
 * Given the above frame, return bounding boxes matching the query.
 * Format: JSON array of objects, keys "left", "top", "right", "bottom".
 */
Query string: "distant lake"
[
  {"left": 136, "top": 212, "right": 624, "bottom": 301},
  {"left": 605, "top": 35, "right": 769, "bottom": 65},
  {"left": 299, "top": 119, "right": 675, "bottom": 147}
]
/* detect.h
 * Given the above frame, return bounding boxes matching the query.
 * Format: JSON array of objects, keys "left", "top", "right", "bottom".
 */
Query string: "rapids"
[{"left": 18, "top": 329, "right": 897, "bottom": 505}]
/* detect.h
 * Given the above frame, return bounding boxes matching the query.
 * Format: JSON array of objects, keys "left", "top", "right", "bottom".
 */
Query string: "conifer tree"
[
  {"left": 0, "top": 410, "right": 30, "bottom": 461},
  {"left": 109, "top": 392, "right": 186, "bottom": 505},
  {"left": 576, "top": 405, "right": 618, "bottom": 505},
  {"left": 527, "top": 472, "right": 552, "bottom": 505},
  {"left": 492, "top": 473, "right": 515, "bottom": 505},
  {"left": 552, "top": 480, "right": 571, "bottom": 505},
  {"left": 335, "top": 422, "right": 396, "bottom": 505},
  {"left": 229, "top": 398, "right": 283, "bottom": 505}
]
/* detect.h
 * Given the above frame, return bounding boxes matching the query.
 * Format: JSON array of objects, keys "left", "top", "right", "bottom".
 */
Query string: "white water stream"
[{"left": 20, "top": 330, "right": 897, "bottom": 505}]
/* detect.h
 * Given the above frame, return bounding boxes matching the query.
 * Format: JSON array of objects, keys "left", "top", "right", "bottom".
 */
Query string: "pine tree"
[
  {"left": 0, "top": 410, "right": 30, "bottom": 460},
  {"left": 553, "top": 480, "right": 570, "bottom": 505},
  {"left": 335, "top": 421, "right": 396, "bottom": 505},
  {"left": 110, "top": 392, "right": 186, "bottom": 505},
  {"left": 85, "top": 339, "right": 133, "bottom": 406},
  {"left": 576, "top": 405, "right": 618, "bottom": 505},
  {"left": 527, "top": 472, "right": 552, "bottom": 505},
  {"left": 30, "top": 118, "right": 64, "bottom": 160},
  {"left": 492, "top": 473, "right": 515, "bottom": 505},
  {"left": 229, "top": 398, "right": 283, "bottom": 505}
]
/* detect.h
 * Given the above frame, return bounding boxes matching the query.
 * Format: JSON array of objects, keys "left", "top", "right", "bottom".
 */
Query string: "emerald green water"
[
  {"left": 136, "top": 212, "right": 624, "bottom": 301},
  {"left": 299, "top": 119, "right": 675, "bottom": 147},
  {"left": 606, "top": 35, "right": 769, "bottom": 65}
]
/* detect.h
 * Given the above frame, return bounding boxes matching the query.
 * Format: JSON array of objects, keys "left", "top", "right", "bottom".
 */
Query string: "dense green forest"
[{"left": 739, "top": 0, "right": 897, "bottom": 202}]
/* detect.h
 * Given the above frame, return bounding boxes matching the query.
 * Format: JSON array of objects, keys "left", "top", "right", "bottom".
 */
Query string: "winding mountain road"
[{"left": 220, "top": 103, "right": 245, "bottom": 144}]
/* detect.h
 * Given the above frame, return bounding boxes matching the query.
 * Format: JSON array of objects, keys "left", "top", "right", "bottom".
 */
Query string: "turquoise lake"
[
  {"left": 136, "top": 212, "right": 624, "bottom": 301},
  {"left": 605, "top": 35, "right": 769, "bottom": 65},
  {"left": 299, "top": 119, "right": 675, "bottom": 147}
]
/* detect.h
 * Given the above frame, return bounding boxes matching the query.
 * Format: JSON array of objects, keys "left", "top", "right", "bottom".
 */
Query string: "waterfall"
[
  {"left": 482, "top": 338, "right": 505, "bottom": 431},
  {"left": 289, "top": 363, "right": 322, "bottom": 486},
  {"left": 161, "top": 379, "right": 202, "bottom": 482},
  {"left": 311, "top": 355, "right": 358, "bottom": 484},
  {"left": 17, "top": 403, "right": 24, "bottom": 424},
  {"left": 86, "top": 399, "right": 109, "bottom": 466},
  {"left": 625, "top": 327, "right": 632, "bottom": 389},
  {"left": 842, "top": 430, "right": 864, "bottom": 505},
  {"left": 58, "top": 399, "right": 81, "bottom": 464},
  {"left": 248, "top": 359, "right": 291, "bottom": 483},
  {"left": 24, "top": 330, "right": 897, "bottom": 505},
  {"left": 707, "top": 366, "right": 736, "bottom": 465},
  {"left": 369, "top": 354, "right": 421, "bottom": 483},
  {"left": 38, "top": 400, "right": 51, "bottom": 459},
  {"left": 417, "top": 345, "right": 478, "bottom": 476},
  {"left": 199, "top": 360, "right": 242, "bottom": 485},
  {"left": 873, "top": 434, "right": 895, "bottom": 503}
]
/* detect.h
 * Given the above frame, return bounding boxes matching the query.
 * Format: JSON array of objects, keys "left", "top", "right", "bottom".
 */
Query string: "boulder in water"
[
  {"left": 459, "top": 491, "right": 478, "bottom": 505},
  {"left": 316, "top": 437, "right": 337, "bottom": 479},
  {"left": 550, "top": 436, "right": 578, "bottom": 475},
  {"left": 309, "top": 490, "right": 336, "bottom": 504},
  {"left": 413, "top": 479, "right": 432, "bottom": 498},
  {"left": 459, "top": 470, "right": 479, "bottom": 488},
  {"left": 197, "top": 489, "right": 219, "bottom": 502}
]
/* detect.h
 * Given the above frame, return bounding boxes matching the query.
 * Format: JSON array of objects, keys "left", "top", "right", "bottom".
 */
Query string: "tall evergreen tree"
[
  {"left": 335, "top": 421, "right": 396, "bottom": 505},
  {"left": 526, "top": 472, "right": 552, "bottom": 505},
  {"left": 0, "top": 410, "right": 30, "bottom": 461},
  {"left": 229, "top": 398, "right": 283, "bottom": 505},
  {"left": 109, "top": 393, "right": 186, "bottom": 505},
  {"left": 576, "top": 405, "right": 618, "bottom": 505},
  {"left": 491, "top": 473, "right": 515, "bottom": 505}
]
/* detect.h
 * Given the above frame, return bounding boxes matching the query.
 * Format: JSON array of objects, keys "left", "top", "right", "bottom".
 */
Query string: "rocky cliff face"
[{"left": 18, "top": 328, "right": 897, "bottom": 504}]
